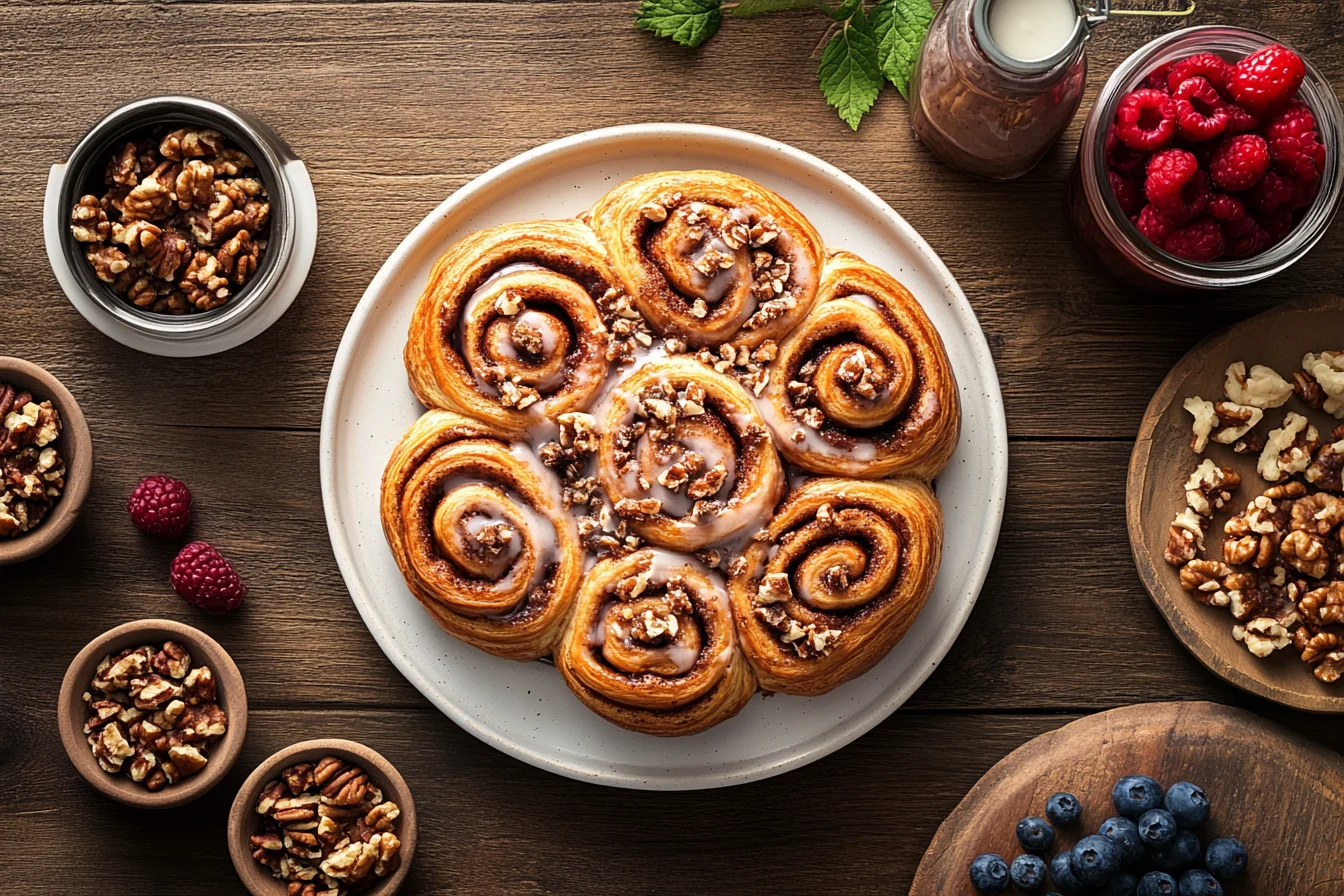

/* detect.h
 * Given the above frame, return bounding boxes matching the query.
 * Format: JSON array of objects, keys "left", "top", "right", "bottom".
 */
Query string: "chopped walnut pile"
[
  {"left": 1170, "top": 355, "right": 1344, "bottom": 683},
  {"left": 596, "top": 287, "right": 656, "bottom": 366},
  {"left": 0, "top": 382, "right": 65, "bottom": 537},
  {"left": 82, "top": 641, "right": 227, "bottom": 791},
  {"left": 746, "top": 569, "right": 843, "bottom": 658},
  {"left": 251, "top": 756, "right": 403, "bottom": 895},
  {"left": 692, "top": 339, "right": 778, "bottom": 398},
  {"left": 70, "top": 125, "right": 271, "bottom": 314}
]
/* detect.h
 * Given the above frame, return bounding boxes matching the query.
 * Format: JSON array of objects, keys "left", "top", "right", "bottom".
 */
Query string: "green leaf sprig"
[{"left": 635, "top": 0, "right": 935, "bottom": 130}]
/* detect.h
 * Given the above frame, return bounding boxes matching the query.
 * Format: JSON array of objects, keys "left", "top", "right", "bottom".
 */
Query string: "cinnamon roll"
[
  {"left": 759, "top": 251, "right": 961, "bottom": 480},
  {"left": 555, "top": 549, "right": 756, "bottom": 736},
  {"left": 586, "top": 170, "right": 824, "bottom": 348},
  {"left": 380, "top": 410, "right": 582, "bottom": 660},
  {"left": 728, "top": 477, "right": 943, "bottom": 696},
  {"left": 596, "top": 356, "right": 784, "bottom": 552},
  {"left": 404, "top": 219, "right": 616, "bottom": 434}
]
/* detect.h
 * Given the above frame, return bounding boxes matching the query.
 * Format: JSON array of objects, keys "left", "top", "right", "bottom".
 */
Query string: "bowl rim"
[
  {"left": 227, "top": 738, "right": 417, "bottom": 896},
  {"left": 0, "top": 356, "right": 94, "bottom": 565},
  {"left": 56, "top": 617, "right": 249, "bottom": 809}
]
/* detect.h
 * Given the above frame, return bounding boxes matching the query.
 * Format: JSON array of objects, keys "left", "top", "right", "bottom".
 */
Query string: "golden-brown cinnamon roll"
[
  {"left": 556, "top": 549, "right": 756, "bottom": 736},
  {"left": 404, "top": 220, "right": 616, "bottom": 434},
  {"left": 586, "top": 170, "right": 825, "bottom": 348},
  {"left": 596, "top": 356, "right": 783, "bottom": 552},
  {"left": 728, "top": 477, "right": 942, "bottom": 696},
  {"left": 758, "top": 251, "right": 960, "bottom": 480},
  {"left": 381, "top": 410, "right": 582, "bottom": 660}
]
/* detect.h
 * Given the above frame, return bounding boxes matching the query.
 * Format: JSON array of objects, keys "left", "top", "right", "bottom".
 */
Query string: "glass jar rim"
[{"left": 1080, "top": 25, "right": 1344, "bottom": 288}]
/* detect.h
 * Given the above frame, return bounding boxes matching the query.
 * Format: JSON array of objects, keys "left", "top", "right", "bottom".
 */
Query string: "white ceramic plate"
[{"left": 320, "top": 124, "right": 1008, "bottom": 789}]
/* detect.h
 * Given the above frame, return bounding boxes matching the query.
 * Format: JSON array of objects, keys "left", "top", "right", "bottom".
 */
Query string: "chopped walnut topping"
[
  {"left": 755, "top": 572, "right": 792, "bottom": 606},
  {"left": 639, "top": 202, "right": 668, "bottom": 223},
  {"left": 614, "top": 497, "right": 662, "bottom": 520},
  {"left": 494, "top": 290, "right": 522, "bottom": 316}
]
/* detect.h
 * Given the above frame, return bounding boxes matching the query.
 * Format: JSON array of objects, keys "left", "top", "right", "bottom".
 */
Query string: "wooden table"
[{"left": 4, "top": 2, "right": 1343, "bottom": 893}]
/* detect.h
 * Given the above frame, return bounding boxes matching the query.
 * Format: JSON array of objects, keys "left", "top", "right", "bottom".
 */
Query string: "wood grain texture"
[
  {"left": 1130, "top": 295, "right": 1344, "bottom": 714},
  {"left": 911, "top": 702, "right": 1344, "bottom": 895},
  {"left": 2, "top": 0, "right": 1344, "bottom": 893}
]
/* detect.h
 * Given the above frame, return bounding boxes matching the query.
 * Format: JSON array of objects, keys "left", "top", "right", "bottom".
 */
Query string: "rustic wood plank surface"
[{"left": 3, "top": 1, "right": 1343, "bottom": 893}]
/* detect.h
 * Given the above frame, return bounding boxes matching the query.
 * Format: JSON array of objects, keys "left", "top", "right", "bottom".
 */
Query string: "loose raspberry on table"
[
  {"left": 1164, "top": 218, "right": 1225, "bottom": 262},
  {"left": 1248, "top": 170, "right": 1297, "bottom": 212},
  {"left": 1227, "top": 44, "right": 1306, "bottom": 114},
  {"left": 1105, "top": 127, "right": 1148, "bottom": 175},
  {"left": 1173, "top": 77, "right": 1229, "bottom": 142},
  {"left": 171, "top": 541, "right": 246, "bottom": 613},
  {"left": 1208, "top": 134, "right": 1270, "bottom": 192},
  {"left": 1167, "top": 53, "right": 1231, "bottom": 94},
  {"left": 1265, "top": 100, "right": 1325, "bottom": 182},
  {"left": 1109, "top": 171, "right": 1144, "bottom": 217},
  {"left": 127, "top": 475, "right": 193, "bottom": 539},
  {"left": 1145, "top": 149, "right": 1208, "bottom": 222},
  {"left": 1136, "top": 204, "right": 1177, "bottom": 246},
  {"left": 1115, "top": 89, "right": 1177, "bottom": 151}
]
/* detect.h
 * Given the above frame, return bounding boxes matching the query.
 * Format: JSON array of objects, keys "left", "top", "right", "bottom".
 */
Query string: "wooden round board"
[
  {"left": 1127, "top": 294, "right": 1344, "bottom": 713},
  {"left": 910, "top": 701, "right": 1344, "bottom": 895}
]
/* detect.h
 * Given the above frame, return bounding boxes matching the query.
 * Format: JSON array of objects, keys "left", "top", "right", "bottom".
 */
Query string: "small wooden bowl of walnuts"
[
  {"left": 57, "top": 618, "right": 248, "bottom": 808},
  {"left": 228, "top": 739, "right": 417, "bottom": 896}
]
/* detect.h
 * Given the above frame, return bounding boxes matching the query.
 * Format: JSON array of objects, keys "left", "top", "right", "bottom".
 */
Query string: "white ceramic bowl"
[{"left": 320, "top": 124, "right": 1008, "bottom": 789}]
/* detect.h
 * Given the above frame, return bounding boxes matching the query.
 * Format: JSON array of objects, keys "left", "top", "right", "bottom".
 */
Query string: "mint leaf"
[
  {"left": 817, "top": 2, "right": 883, "bottom": 130},
  {"left": 731, "top": 0, "right": 829, "bottom": 16},
  {"left": 871, "top": 0, "right": 933, "bottom": 99},
  {"left": 637, "top": 0, "right": 723, "bottom": 48}
]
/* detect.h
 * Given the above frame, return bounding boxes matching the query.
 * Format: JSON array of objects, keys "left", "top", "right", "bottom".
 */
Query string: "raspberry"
[
  {"left": 1226, "top": 226, "right": 1272, "bottom": 258},
  {"left": 1163, "top": 218, "right": 1226, "bottom": 262},
  {"left": 1114, "top": 89, "right": 1177, "bottom": 151},
  {"left": 1135, "top": 204, "right": 1177, "bottom": 247},
  {"left": 1289, "top": 176, "right": 1321, "bottom": 211},
  {"left": 1265, "top": 100, "right": 1325, "bottom": 182},
  {"left": 1109, "top": 171, "right": 1144, "bottom": 217},
  {"left": 1248, "top": 170, "right": 1296, "bottom": 212},
  {"left": 127, "top": 474, "right": 193, "bottom": 538},
  {"left": 1227, "top": 44, "right": 1306, "bottom": 114},
  {"left": 1208, "top": 134, "right": 1270, "bottom": 192},
  {"left": 1167, "top": 53, "right": 1231, "bottom": 94},
  {"left": 1105, "top": 127, "right": 1148, "bottom": 175},
  {"left": 1256, "top": 208, "right": 1295, "bottom": 243},
  {"left": 1145, "top": 149, "right": 1208, "bottom": 222},
  {"left": 170, "top": 541, "right": 246, "bottom": 613},
  {"left": 1206, "top": 193, "right": 1257, "bottom": 238},
  {"left": 1173, "top": 77, "right": 1228, "bottom": 142},
  {"left": 1143, "top": 62, "right": 1175, "bottom": 92},
  {"left": 1222, "top": 104, "right": 1260, "bottom": 134}
]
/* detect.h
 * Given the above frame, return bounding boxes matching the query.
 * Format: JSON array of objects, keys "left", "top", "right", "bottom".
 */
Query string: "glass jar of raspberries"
[{"left": 1068, "top": 26, "right": 1342, "bottom": 289}]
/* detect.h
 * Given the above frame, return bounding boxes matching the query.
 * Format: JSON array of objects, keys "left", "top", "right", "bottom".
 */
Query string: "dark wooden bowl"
[
  {"left": 57, "top": 618, "right": 248, "bottom": 808},
  {"left": 1127, "top": 294, "right": 1344, "bottom": 713},
  {"left": 0, "top": 356, "right": 93, "bottom": 565},
  {"left": 227, "top": 738, "right": 417, "bottom": 896}
]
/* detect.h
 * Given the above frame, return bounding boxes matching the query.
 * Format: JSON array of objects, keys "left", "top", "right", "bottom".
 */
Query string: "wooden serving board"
[
  {"left": 1128, "top": 294, "right": 1344, "bottom": 713},
  {"left": 909, "top": 702, "right": 1344, "bottom": 896}
]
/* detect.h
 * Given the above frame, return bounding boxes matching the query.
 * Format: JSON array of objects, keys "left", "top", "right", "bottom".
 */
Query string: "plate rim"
[
  {"left": 319, "top": 123, "right": 1010, "bottom": 788},
  {"left": 1126, "top": 293, "right": 1344, "bottom": 714}
]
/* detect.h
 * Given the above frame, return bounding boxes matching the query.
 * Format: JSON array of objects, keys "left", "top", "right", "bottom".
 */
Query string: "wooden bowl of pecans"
[
  {"left": 0, "top": 357, "right": 93, "bottom": 565},
  {"left": 227, "top": 739, "right": 417, "bottom": 896},
  {"left": 56, "top": 618, "right": 248, "bottom": 808}
]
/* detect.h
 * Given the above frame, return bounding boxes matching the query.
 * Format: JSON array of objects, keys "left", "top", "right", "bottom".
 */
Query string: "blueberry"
[
  {"left": 1017, "top": 816, "right": 1056, "bottom": 853},
  {"left": 1047, "top": 791, "right": 1083, "bottom": 826},
  {"left": 969, "top": 854, "right": 1010, "bottom": 893},
  {"left": 1203, "top": 838, "right": 1247, "bottom": 881},
  {"left": 1150, "top": 828, "right": 1202, "bottom": 873},
  {"left": 1137, "top": 871, "right": 1178, "bottom": 896},
  {"left": 1138, "top": 808, "right": 1178, "bottom": 847},
  {"left": 1112, "top": 775, "right": 1164, "bottom": 819},
  {"left": 1050, "top": 851, "right": 1085, "bottom": 894},
  {"left": 1098, "top": 871, "right": 1139, "bottom": 896},
  {"left": 1071, "top": 834, "right": 1122, "bottom": 887},
  {"left": 1100, "top": 816, "right": 1145, "bottom": 866},
  {"left": 1164, "top": 782, "right": 1210, "bottom": 828},
  {"left": 1178, "top": 869, "right": 1222, "bottom": 896},
  {"left": 1011, "top": 854, "right": 1048, "bottom": 890}
]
